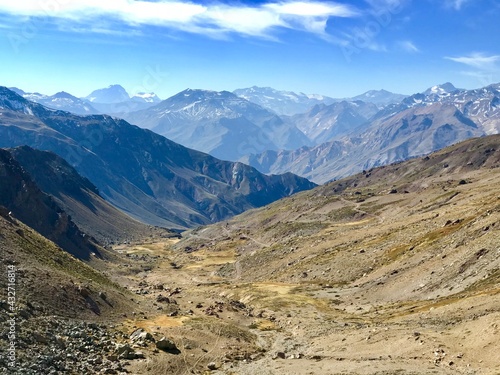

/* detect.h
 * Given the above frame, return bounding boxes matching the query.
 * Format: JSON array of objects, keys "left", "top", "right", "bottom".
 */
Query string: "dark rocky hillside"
[
  {"left": 0, "top": 87, "right": 316, "bottom": 228},
  {"left": 9, "top": 146, "right": 171, "bottom": 245},
  {"left": 0, "top": 149, "right": 100, "bottom": 260}
]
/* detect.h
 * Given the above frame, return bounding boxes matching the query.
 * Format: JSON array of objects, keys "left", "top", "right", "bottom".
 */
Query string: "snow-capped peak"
[
  {"left": 131, "top": 92, "right": 161, "bottom": 103},
  {"left": 424, "top": 82, "right": 458, "bottom": 96}
]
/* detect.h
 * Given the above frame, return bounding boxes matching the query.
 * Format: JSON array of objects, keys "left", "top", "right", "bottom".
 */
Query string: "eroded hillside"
[{"left": 154, "top": 135, "right": 500, "bottom": 374}]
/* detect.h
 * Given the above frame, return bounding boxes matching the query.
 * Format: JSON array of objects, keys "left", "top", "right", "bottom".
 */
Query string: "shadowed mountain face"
[
  {"left": 0, "top": 87, "right": 316, "bottom": 228},
  {"left": 9, "top": 146, "right": 165, "bottom": 245},
  {"left": 0, "top": 148, "right": 100, "bottom": 260},
  {"left": 122, "top": 89, "right": 312, "bottom": 161}
]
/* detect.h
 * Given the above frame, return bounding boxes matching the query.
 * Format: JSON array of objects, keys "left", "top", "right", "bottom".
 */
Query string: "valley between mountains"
[
  {"left": 1, "top": 82, "right": 499, "bottom": 375},
  {"left": 121, "top": 137, "right": 500, "bottom": 375},
  {"left": 1, "top": 134, "right": 498, "bottom": 374}
]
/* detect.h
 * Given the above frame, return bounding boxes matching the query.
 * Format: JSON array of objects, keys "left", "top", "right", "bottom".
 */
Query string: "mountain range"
[
  {"left": 285, "top": 100, "right": 379, "bottom": 144},
  {"left": 9, "top": 87, "right": 101, "bottom": 115},
  {"left": 6, "top": 82, "right": 500, "bottom": 188},
  {"left": 8, "top": 85, "right": 410, "bottom": 164},
  {"left": 8, "top": 85, "right": 162, "bottom": 116},
  {"left": 85, "top": 84, "right": 162, "bottom": 114},
  {"left": 232, "top": 86, "right": 337, "bottom": 116},
  {"left": 242, "top": 83, "right": 500, "bottom": 183},
  {"left": 0, "top": 86, "right": 316, "bottom": 229},
  {"left": 233, "top": 86, "right": 407, "bottom": 116},
  {"left": 121, "top": 88, "right": 313, "bottom": 160}
]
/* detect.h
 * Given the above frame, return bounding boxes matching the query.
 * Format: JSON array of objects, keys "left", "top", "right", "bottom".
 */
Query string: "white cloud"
[
  {"left": 398, "top": 40, "right": 419, "bottom": 53},
  {"left": 0, "top": 0, "right": 358, "bottom": 38},
  {"left": 445, "top": 53, "right": 500, "bottom": 70},
  {"left": 445, "top": 0, "right": 470, "bottom": 10}
]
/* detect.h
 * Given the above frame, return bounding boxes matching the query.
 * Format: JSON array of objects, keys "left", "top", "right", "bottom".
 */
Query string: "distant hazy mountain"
[
  {"left": 85, "top": 84, "right": 130, "bottom": 103},
  {"left": 122, "top": 89, "right": 313, "bottom": 161},
  {"left": 131, "top": 92, "right": 162, "bottom": 103},
  {"left": 234, "top": 86, "right": 407, "bottom": 116},
  {"left": 84, "top": 84, "right": 162, "bottom": 114},
  {"left": 348, "top": 89, "right": 408, "bottom": 107},
  {"left": 233, "top": 86, "right": 336, "bottom": 116},
  {"left": 0, "top": 87, "right": 316, "bottom": 228},
  {"left": 8, "top": 87, "right": 100, "bottom": 115},
  {"left": 243, "top": 83, "right": 500, "bottom": 183},
  {"left": 286, "top": 101, "right": 379, "bottom": 144}
]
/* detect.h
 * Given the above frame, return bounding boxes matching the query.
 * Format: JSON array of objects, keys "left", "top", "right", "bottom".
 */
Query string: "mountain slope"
[
  {"left": 233, "top": 86, "right": 407, "bottom": 116},
  {"left": 171, "top": 135, "right": 500, "bottom": 374},
  {"left": 0, "top": 211, "right": 134, "bottom": 318},
  {"left": 423, "top": 82, "right": 459, "bottom": 95},
  {"left": 233, "top": 86, "right": 336, "bottom": 116},
  {"left": 286, "top": 100, "right": 379, "bottom": 144},
  {"left": 9, "top": 146, "right": 168, "bottom": 245},
  {"left": 122, "top": 89, "right": 312, "bottom": 160},
  {"left": 85, "top": 84, "right": 130, "bottom": 103},
  {"left": 244, "top": 83, "right": 499, "bottom": 183},
  {"left": 349, "top": 89, "right": 408, "bottom": 106},
  {"left": 0, "top": 87, "right": 316, "bottom": 228},
  {"left": 0, "top": 148, "right": 101, "bottom": 260},
  {"left": 84, "top": 85, "right": 162, "bottom": 114},
  {"left": 9, "top": 87, "right": 100, "bottom": 115}
]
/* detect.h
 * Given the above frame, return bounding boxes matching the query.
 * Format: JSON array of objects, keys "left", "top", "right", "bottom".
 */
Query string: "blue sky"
[{"left": 0, "top": 0, "right": 499, "bottom": 99}]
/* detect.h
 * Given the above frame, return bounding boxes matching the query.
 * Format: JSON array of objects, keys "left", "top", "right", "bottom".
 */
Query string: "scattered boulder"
[
  {"left": 130, "top": 328, "right": 155, "bottom": 344},
  {"left": 77, "top": 285, "right": 90, "bottom": 298},
  {"left": 156, "top": 337, "right": 178, "bottom": 352},
  {"left": 115, "top": 343, "right": 136, "bottom": 360},
  {"left": 156, "top": 294, "right": 170, "bottom": 303},
  {"left": 207, "top": 362, "right": 218, "bottom": 370},
  {"left": 272, "top": 352, "right": 286, "bottom": 360}
]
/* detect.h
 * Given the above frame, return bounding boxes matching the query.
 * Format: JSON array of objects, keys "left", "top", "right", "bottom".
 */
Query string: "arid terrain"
[
  {"left": 101, "top": 137, "right": 499, "bottom": 375},
  {"left": 1, "top": 136, "right": 499, "bottom": 374}
]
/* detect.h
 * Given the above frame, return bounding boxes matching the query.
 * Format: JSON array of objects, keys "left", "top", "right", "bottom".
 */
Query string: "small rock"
[
  {"left": 156, "top": 337, "right": 177, "bottom": 352},
  {"left": 134, "top": 351, "right": 145, "bottom": 359},
  {"left": 207, "top": 362, "right": 218, "bottom": 370},
  {"left": 115, "top": 344, "right": 136, "bottom": 360},
  {"left": 130, "top": 328, "right": 155, "bottom": 344},
  {"left": 272, "top": 352, "right": 286, "bottom": 360}
]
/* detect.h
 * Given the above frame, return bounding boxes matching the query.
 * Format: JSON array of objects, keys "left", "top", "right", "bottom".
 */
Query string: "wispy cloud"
[
  {"left": 0, "top": 0, "right": 358, "bottom": 39},
  {"left": 444, "top": 0, "right": 470, "bottom": 10},
  {"left": 446, "top": 52, "right": 499, "bottom": 87},
  {"left": 445, "top": 53, "right": 500, "bottom": 69},
  {"left": 398, "top": 40, "right": 419, "bottom": 53}
]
